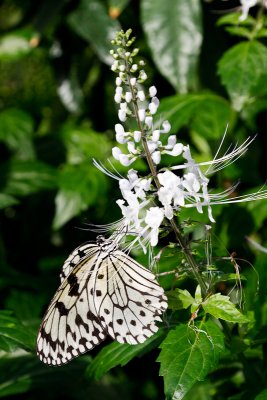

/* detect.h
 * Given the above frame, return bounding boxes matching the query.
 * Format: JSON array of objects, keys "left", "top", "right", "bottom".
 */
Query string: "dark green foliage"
[{"left": 1, "top": 1, "right": 267, "bottom": 399}]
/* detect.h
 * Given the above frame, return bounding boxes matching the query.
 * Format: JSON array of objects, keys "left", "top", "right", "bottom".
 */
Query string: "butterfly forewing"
[
  {"left": 60, "top": 242, "right": 99, "bottom": 283},
  {"left": 37, "top": 238, "right": 168, "bottom": 365},
  {"left": 37, "top": 246, "right": 107, "bottom": 365}
]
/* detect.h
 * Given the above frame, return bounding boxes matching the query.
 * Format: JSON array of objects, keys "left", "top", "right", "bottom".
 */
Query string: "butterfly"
[{"left": 36, "top": 235, "right": 168, "bottom": 365}]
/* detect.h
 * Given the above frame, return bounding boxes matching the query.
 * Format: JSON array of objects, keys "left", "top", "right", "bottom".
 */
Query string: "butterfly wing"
[
  {"left": 60, "top": 242, "right": 97, "bottom": 283},
  {"left": 37, "top": 248, "right": 107, "bottom": 366},
  {"left": 93, "top": 250, "right": 168, "bottom": 345}
]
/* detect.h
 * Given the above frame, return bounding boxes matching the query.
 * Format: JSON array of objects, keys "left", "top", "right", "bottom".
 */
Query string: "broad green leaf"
[
  {"left": 255, "top": 389, "right": 267, "bottom": 400},
  {"left": 218, "top": 41, "right": 267, "bottom": 111},
  {"left": 141, "top": 0, "right": 202, "bottom": 92},
  {"left": 158, "top": 320, "right": 224, "bottom": 400},
  {"left": 166, "top": 289, "right": 195, "bottom": 311},
  {"left": 0, "top": 193, "right": 18, "bottom": 209},
  {"left": 202, "top": 293, "right": 250, "bottom": 323},
  {"left": 68, "top": 0, "right": 120, "bottom": 65},
  {"left": 87, "top": 328, "right": 166, "bottom": 379},
  {"left": 0, "top": 310, "right": 36, "bottom": 352},
  {"left": 0, "top": 354, "right": 90, "bottom": 398},
  {"left": 5, "top": 290, "right": 44, "bottom": 322},
  {"left": 4, "top": 160, "right": 57, "bottom": 197},
  {"left": 61, "top": 124, "right": 112, "bottom": 164},
  {"left": 157, "top": 93, "right": 234, "bottom": 139},
  {"left": 0, "top": 108, "right": 35, "bottom": 160},
  {"left": 53, "top": 163, "right": 107, "bottom": 229}
]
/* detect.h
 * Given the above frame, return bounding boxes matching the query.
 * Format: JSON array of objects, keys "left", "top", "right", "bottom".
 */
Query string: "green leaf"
[
  {"left": 0, "top": 354, "right": 90, "bottom": 398},
  {"left": 141, "top": 0, "right": 202, "bottom": 92},
  {"left": 158, "top": 321, "right": 224, "bottom": 400},
  {"left": 166, "top": 289, "right": 195, "bottom": 311},
  {"left": 61, "top": 124, "right": 112, "bottom": 164},
  {"left": 0, "top": 310, "right": 36, "bottom": 352},
  {"left": 0, "top": 108, "right": 35, "bottom": 160},
  {"left": 217, "top": 13, "right": 255, "bottom": 27},
  {"left": 157, "top": 93, "right": 234, "bottom": 139},
  {"left": 68, "top": 0, "right": 120, "bottom": 65},
  {"left": 87, "top": 328, "right": 166, "bottom": 379},
  {"left": 255, "top": 389, "right": 267, "bottom": 400},
  {"left": 202, "top": 293, "right": 250, "bottom": 323},
  {"left": 53, "top": 163, "right": 107, "bottom": 229},
  {"left": 218, "top": 41, "right": 267, "bottom": 111},
  {"left": 4, "top": 160, "right": 57, "bottom": 197},
  {"left": 0, "top": 193, "right": 18, "bottom": 209}
]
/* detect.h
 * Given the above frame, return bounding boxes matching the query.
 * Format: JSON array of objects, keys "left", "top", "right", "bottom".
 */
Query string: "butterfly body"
[{"left": 37, "top": 236, "right": 168, "bottom": 366}]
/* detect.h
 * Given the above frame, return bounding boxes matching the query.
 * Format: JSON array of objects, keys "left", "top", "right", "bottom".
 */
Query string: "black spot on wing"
[
  {"left": 67, "top": 273, "right": 80, "bottom": 297},
  {"left": 56, "top": 301, "right": 68, "bottom": 316}
]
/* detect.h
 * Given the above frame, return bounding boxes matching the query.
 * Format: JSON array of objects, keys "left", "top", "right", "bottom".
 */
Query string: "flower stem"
[{"left": 124, "top": 58, "right": 207, "bottom": 296}]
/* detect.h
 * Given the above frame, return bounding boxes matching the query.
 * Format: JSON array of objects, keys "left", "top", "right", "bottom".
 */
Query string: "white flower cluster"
[{"left": 94, "top": 29, "right": 267, "bottom": 250}]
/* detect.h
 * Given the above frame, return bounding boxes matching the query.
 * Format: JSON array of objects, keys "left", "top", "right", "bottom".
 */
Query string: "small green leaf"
[
  {"left": 0, "top": 310, "right": 36, "bottom": 352},
  {"left": 157, "top": 93, "right": 234, "bottom": 139},
  {"left": 87, "top": 328, "right": 166, "bottom": 379},
  {"left": 158, "top": 320, "right": 225, "bottom": 400},
  {"left": 53, "top": 163, "right": 107, "bottom": 229},
  {"left": 194, "top": 285, "right": 202, "bottom": 303},
  {"left": 0, "top": 194, "right": 18, "bottom": 209},
  {"left": 141, "top": 0, "right": 203, "bottom": 92},
  {"left": 202, "top": 293, "right": 250, "bottom": 323},
  {"left": 0, "top": 108, "right": 35, "bottom": 160},
  {"left": 68, "top": 0, "right": 120, "bottom": 65},
  {"left": 4, "top": 160, "right": 57, "bottom": 197},
  {"left": 167, "top": 289, "right": 195, "bottom": 311},
  {"left": 218, "top": 41, "right": 267, "bottom": 111}
]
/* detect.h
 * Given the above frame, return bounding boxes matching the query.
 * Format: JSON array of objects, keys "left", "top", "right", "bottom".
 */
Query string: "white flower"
[
  {"left": 145, "top": 116, "right": 153, "bottom": 128},
  {"left": 112, "top": 146, "right": 122, "bottom": 160},
  {"left": 138, "top": 109, "right": 146, "bottom": 121},
  {"left": 139, "top": 70, "right": 147, "bottom": 81},
  {"left": 137, "top": 91, "right": 145, "bottom": 101},
  {"left": 133, "top": 130, "right": 141, "bottom": 142},
  {"left": 127, "top": 141, "right": 138, "bottom": 154},
  {"left": 115, "top": 123, "right": 128, "bottom": 144},
  {"left": 149, "top": 86, "right": 157, "bottom": 97},
  {"left": 118, "top": 109, "right": 127, "bottom": 122},
  {"left": 161, "top": 120, "right": 171, "bottom": 133},
  {"left": 116, "top": 77, "right": 122, "bottom": 86},
  {"left": 144, "top": 207, "right": 164, "bottom": 246},
  {"left": 152, "top": 151, "right": 161, "bottom": 165},
  {"left": 149, "top": 97, "right": 160, "bottom": 114},
  {"left": 183, "top": 172, "right": 201, "bottom": 193},
  {"left": 130, "top": 77, "right": 137, "bottom": 86},
  {"left": 239, "top": 0, "right": 258, "bottom": 20},
  {"left": 125, "top": 92, "right": 132, "bottom": 103},
  {"left": 114, "top": 86, "right": 123, "bottom": 103},
  {"left": 152, "top": 130, "right": 160, "bottom": 141}
]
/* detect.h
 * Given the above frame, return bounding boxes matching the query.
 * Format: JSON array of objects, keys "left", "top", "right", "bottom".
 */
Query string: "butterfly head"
[{"left": 96, "top": 235, "right": 118, "bottom": 252}]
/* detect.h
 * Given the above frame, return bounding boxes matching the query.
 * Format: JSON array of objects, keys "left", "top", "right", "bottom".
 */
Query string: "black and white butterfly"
[{"left": 37, "top": 235, "right": 168, "bottom": 365}]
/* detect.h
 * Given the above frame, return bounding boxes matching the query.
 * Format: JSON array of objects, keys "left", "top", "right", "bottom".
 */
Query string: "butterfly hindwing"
[
  {"left": 93, "top": 250, "right": 168, "bottom": 345},
  {"left": 37, "top": 248, "right": 107, "bottom": 365}
]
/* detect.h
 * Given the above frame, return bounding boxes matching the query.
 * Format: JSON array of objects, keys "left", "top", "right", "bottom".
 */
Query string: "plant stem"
[{"left": 124, "top": 55, "right": 207, "bottom": 296}]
